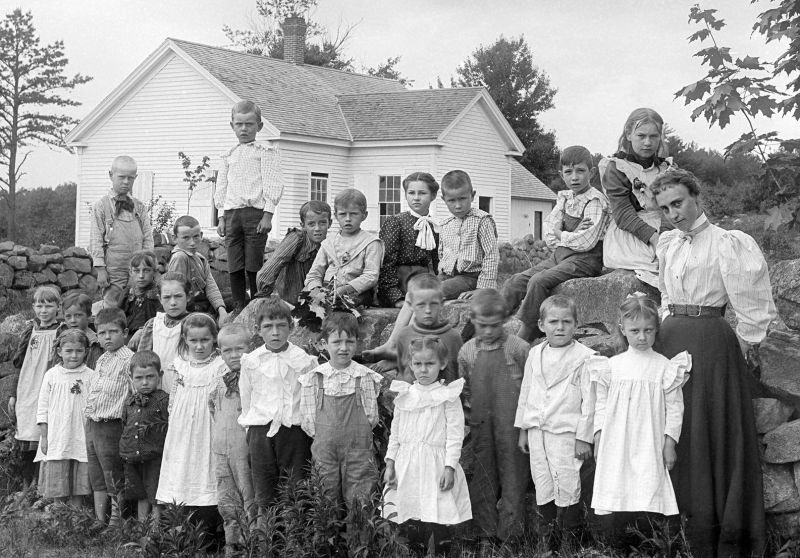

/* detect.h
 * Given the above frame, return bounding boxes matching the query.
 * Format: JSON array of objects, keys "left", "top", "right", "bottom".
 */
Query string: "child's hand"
[
  {"left": 208, "top": 398, "right": 216, "bottom": 417},
  {"left": 663, "top": 436, "right": 677, "bottom": 470},
  {"left": 593, "top": 431, "right": 601, "bottom": 459},
  {"left": 217, "top": 307, "right": 229, "bottom": 326},
  {"left": 335, "top": 285, "right": 357, "bottom": 297},
  {"left": 7, "top": 397, "right": 15, "bottom": 421},
  {"left": 439, "top": 466, "right": 455, "bottom": 491},
  {"left": 96, "top": 268, "right": 109, "bottom": 290},
  {"left": 371, "top": 360, "right": 397, "bottom": 374},
  {"left": 457, "top": 290, "right": 476, "bottom": 301},
  {"left": 575, "top": 439, "right": 593, "bottom": 460},
  {"left": 217, "top": 218, "right": 226, "bottom": 238},
  {"left": 257, "top": 213, "right": 273, "bottom": 235},
  {"left": 40, "top": 437, "right": 47, "bottom": 455},
  {"left": 383, "top": 460, "right": 397, "bottom": 489},
  {"left": 576, "top": 217, "right": 594, "bottom": 232},
  {"left": 517, "top": 429, "right": 529, "bottom": 454}
]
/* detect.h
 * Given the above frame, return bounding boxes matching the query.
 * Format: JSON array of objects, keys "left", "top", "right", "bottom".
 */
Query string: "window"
[
  {"left": 478, "top": 196, "right": 492, "bottom": 213},
  {"left": 310, "top": 172, "right": 328, "bottom": 202},
  {"left": 379, "top": 175, "right": 401, "bottom": 226},
  {"left": 534, "top": 211, "right": 543, "bottom": 240}
]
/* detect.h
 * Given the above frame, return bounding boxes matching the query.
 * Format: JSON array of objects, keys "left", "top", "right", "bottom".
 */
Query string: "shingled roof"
[
  {"left": 336, "top": 88, "right": 483, "bottom": 141},
  {"left": 510, "top": 160, "right": 557, "bottom": 201},
  {"left": 172, "top": 39, "right": 405, "bottom": 141}
]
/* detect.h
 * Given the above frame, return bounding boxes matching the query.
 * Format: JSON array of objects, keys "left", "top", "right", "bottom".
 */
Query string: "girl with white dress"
[
  {"left": 35, "top": 329, "right": 94, "bottom": 506},
  {"left": 383, "top": 336, "right": 471, "bottom": 554},
  {"left": 589, "top": 297, "right": 690, "bottom": 538},
  {"left": 156, "top": 313, "right": 226, "bottom": 508}
]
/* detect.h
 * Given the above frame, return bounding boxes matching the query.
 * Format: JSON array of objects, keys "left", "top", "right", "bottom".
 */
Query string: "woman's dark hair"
[
  {"left": 402, "top": 172, "right": 439, "bottom": 198},
  {"left": 651, "top": 168, "right": 702, "bottom": 198},
  {"left": 159, "top": 271, "right": 191, "bottom": 295}
]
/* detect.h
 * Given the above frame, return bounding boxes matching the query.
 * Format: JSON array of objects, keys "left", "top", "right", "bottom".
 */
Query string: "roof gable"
[{"left": 510, "top": 160, "right": 556, "bottom": 201}]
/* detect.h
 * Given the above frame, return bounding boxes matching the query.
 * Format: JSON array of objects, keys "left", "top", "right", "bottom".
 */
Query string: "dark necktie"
[{"left": 115, "top": 197, "right": 134, "bottom": 215}]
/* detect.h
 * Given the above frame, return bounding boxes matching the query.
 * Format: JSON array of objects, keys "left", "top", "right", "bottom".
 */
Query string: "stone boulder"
[
  {"left": 27, "top": 254, "right": 47, "bottom": 272},
  {"left": 764, "top": 462, "right": 800, "bottom": 512},
  {"left": 0, "top": 240, "right": 14, "bottom": 252},
  {"left": 61, "top": 247, "right": 88, "bottom": 258},
  {"left": 760, "top": 329, "right": 800, "bottom": 411},
  {"left": 0, "top": 263, "right": 13, "bottom": 288},
  {"left": 553, "top": 269, "right": 660, "bottom": 333},
  {"left": 771, "top": 259, "right": 800, "bottom": 330},
  {"left": 0, "top": 333, "right": 18, "bottom": 363},
  {"left": 57, "top": 270, "right": 80, "bottom": 291},
  {"left": 39, "top": 244, "right": 61, "bottom": 255},
  {"left": 7, "top": 256, "right": 26, "bottom": 270},
  {"left": 764, "top": 419, "right": 800, "bottom": 463},
  {"left": 63, "top": 256, "right": 92, "bottom": 274},
  {"left": 0, "top": 374, "right": 16, "bottom": 429},
  {"left": 12, "top": 271, "right": 35, "bottom": 290},
  {"left": 754, "top": 398, "right": 795, "bottom": 434},
  {"left": 79, "top": 274, "right": 98, "bottom": 297}
]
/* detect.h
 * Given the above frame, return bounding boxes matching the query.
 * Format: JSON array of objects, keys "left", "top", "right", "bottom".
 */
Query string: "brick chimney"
[{"left": 283, "top": 16, "right": 307, "bottom": 65}]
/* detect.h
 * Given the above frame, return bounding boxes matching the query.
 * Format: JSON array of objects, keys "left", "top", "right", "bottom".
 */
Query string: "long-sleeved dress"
[
  {"left": 382, "top": 379, "right": 471, "bottom": 525},
  {"left": 589, "top": 349, "right": 690, "bottom": 516},
  {"left": 656, "top": 213, "right": 777, "bottom": 557},
  {"left": 156, "top": 354, "right": 226, "bottom": 506}
]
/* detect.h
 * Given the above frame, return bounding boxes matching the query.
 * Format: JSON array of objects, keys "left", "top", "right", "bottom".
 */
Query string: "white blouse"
[{"left": 657, "top": 213, "right": 777, "bottom": 343}]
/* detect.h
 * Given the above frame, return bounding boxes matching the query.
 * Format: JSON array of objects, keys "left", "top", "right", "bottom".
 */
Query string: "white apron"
[
  {"left": 600, "top": 157, "right": 671, "bottom": 288},
  {"left": 152, "top": 312, "right": 182, "bottom": 393},
  {"left": 15, "top": 327, "right": 58, "bottom": 442}
]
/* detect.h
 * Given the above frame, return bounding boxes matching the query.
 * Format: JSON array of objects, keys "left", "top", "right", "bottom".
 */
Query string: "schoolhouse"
[{"left": 66, "top": 18, "right": 555, "bottom": 247}]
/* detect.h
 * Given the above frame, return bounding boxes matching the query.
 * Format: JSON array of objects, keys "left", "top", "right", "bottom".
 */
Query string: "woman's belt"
[{"left": 668, "top": 304, "right": 725, "bottom": 317}]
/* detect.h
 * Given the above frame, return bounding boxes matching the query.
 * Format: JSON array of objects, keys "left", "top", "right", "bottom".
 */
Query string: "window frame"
[
  {"left": 310, "top": 171, "right": 329, "bottom": 202},
  {"left": 378, "top": 174, "right": 402, "bottom": 227}
]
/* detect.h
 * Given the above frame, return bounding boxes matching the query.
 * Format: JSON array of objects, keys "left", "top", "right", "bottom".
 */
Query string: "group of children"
[{"left": 11, "top": 271, "right": 690, "bottom": 556}]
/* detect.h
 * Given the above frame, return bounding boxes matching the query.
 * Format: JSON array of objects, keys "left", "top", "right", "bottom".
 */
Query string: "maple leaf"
[
  {"left": 735, "top": 55, "right": 762, "bottom": 70},
  {"left": 310, "top": 303, "right": 327, "bottom": 320},
  {"left": 676, "top": 80, "right": 711, "bottom": 102},
  {"left": 688, "top": 29, "right": 710, "bottom": 42}
]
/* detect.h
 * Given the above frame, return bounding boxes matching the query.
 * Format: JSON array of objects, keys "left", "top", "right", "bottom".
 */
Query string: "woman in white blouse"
[{"left": 653, "top": 169, "right": 776, "bottom": 558}]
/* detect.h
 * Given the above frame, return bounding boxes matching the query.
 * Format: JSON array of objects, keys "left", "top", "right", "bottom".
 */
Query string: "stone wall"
[
  {"left": 0, "top": 237, "right": 232, "bottom": 307},
  {"left": 498, "top": 234, "right": 553, "bottom": 274}
]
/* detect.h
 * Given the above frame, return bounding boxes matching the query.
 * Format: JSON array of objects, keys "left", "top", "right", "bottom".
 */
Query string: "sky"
[{"left": 10, "top": 0, "right": 797, "bottom": 190}]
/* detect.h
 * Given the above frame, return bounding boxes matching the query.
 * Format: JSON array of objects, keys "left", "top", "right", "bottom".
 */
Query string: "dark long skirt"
[{"left": 660, "top": 315, "right": 765, "bottom": 558}]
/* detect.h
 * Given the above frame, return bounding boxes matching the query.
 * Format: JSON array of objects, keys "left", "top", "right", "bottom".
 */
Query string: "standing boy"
[
  {"left": 215, "top": 100, "right": 284, "bottom": 310},
  {"left": 238, "top": 298, "right": 317, "bottom": 523},
  {"left": 84, "top": 308, "right": 133, "bottom": 528},
  {"left": 458, "top": 289, "right": 529, "bottom": 544},
  {"left": 298, "top": 313, "right": 383, "bottom": 509},
  {"left": 211, "top": 324, "right": 258, "bottom": 555},
  {"left": 438, "top": 170, "right": 499, "bottom": 301},
  {"left": 90, "top": 155, "right": 153, "bottom": 290},
  {"left": 167, "top": 215, "right": 229, "bottom": 324},
  {"left": 516, "top": 295, "right": 596, "bottom": 546},
  {"left": 120, "top": 350, "right": 168, "bottom": 523},
  {"left": 502, "top": 146, "right": 610, "bottom": 342}
]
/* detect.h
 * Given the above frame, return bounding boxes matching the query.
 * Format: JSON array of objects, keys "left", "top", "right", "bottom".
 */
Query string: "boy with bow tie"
[{"left": 90, "top": 155, "right": 153, "bottom": 290}]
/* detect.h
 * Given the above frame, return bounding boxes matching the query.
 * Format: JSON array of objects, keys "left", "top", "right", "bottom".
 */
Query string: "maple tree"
[{"left": 675, "top": 3, "right": 800, "bottom": 230}]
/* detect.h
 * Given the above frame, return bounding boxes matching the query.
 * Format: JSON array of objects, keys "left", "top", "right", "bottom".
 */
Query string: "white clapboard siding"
[
  {"left": 74, "top": 54, "right": 237, "bottom": 247},
  {"left": 435, "top": 102, "right": 512, "bottom": 242}
]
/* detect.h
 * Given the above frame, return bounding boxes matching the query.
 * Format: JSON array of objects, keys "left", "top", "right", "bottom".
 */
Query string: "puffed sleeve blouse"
[{"left": 656, "top": 213, "right": 777, "bottom": 344}]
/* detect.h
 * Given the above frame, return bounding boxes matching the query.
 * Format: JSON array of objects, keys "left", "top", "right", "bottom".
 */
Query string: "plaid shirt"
[
  {"left": 544, "top": 187, "right": 610, "bottom": 252},
  {"left": 214, "top": 142, "right": 283, "bottom": 213},
  {"left": 85, "top": 346, "right": 134, "bottom": 421},
  {"left": 297, "top": 362, "right": 383, "bottom": 438},
  {"left": 438, "top": 208, "right": 499, "bottom": 290}
]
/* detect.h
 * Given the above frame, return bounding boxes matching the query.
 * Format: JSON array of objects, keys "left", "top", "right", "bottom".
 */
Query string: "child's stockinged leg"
[
  {"left": 137, "top": 499, "right": 151, "bottom": 522},
  {"left": 230, "top": 270, "right": 247, "bottom": 309},
  {"left": 468, "top": 425, "right": 500, "bottom": 539},
  {"left": 93, "top": 491, "right": 108, "bottom": 522}
]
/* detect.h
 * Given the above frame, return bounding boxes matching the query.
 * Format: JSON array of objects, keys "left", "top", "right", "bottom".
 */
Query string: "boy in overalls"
[
  {"left": 501, "top": 146, "right": 610, "bottom": 342},
  {"left": 298, "top": 313, "right": 383, "bottom": 509},
  {"left": 90, "top": 155, "right": 153, "bottom": 290}
]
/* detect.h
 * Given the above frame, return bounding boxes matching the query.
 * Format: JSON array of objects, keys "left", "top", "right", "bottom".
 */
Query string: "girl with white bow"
[{"left": 367, "top": 172, "right": 441, "bottom": 368}]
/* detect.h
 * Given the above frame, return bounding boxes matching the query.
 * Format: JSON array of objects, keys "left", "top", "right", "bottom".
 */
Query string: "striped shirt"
[
  {"left": 438, "top": 208, "right": 499, "bottom": 290},
  {"left": 214, "top": 142, "right": 284, "bottom": 213},
  {"left": 84, "top": 346, "right": 134, "bottom": 421},
  {"left": 255, "top": 228, "right": 321, "bottom": 304},
  {"left": 657, "top": 213, "right": 777, "bottom": 343},
  {"left": 297, "top": 362, "right": 383, "bottom": 438},
  {"left": 544, "top": 187, "right": 610, "bottom": 252}
]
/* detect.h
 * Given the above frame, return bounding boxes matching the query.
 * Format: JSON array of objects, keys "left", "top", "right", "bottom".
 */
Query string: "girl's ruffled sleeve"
[
  {"left": 443, "top": 379, "right": 466, "bottom": 469},
  {"left": 718, "top": 230, "right": 777, "bottom": 343},
  {"left": 664, "top": 352, "right": 691, "bottom": 443},
  {"left": 586, "top": 356, "right": 611, "bottom": 434}
]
